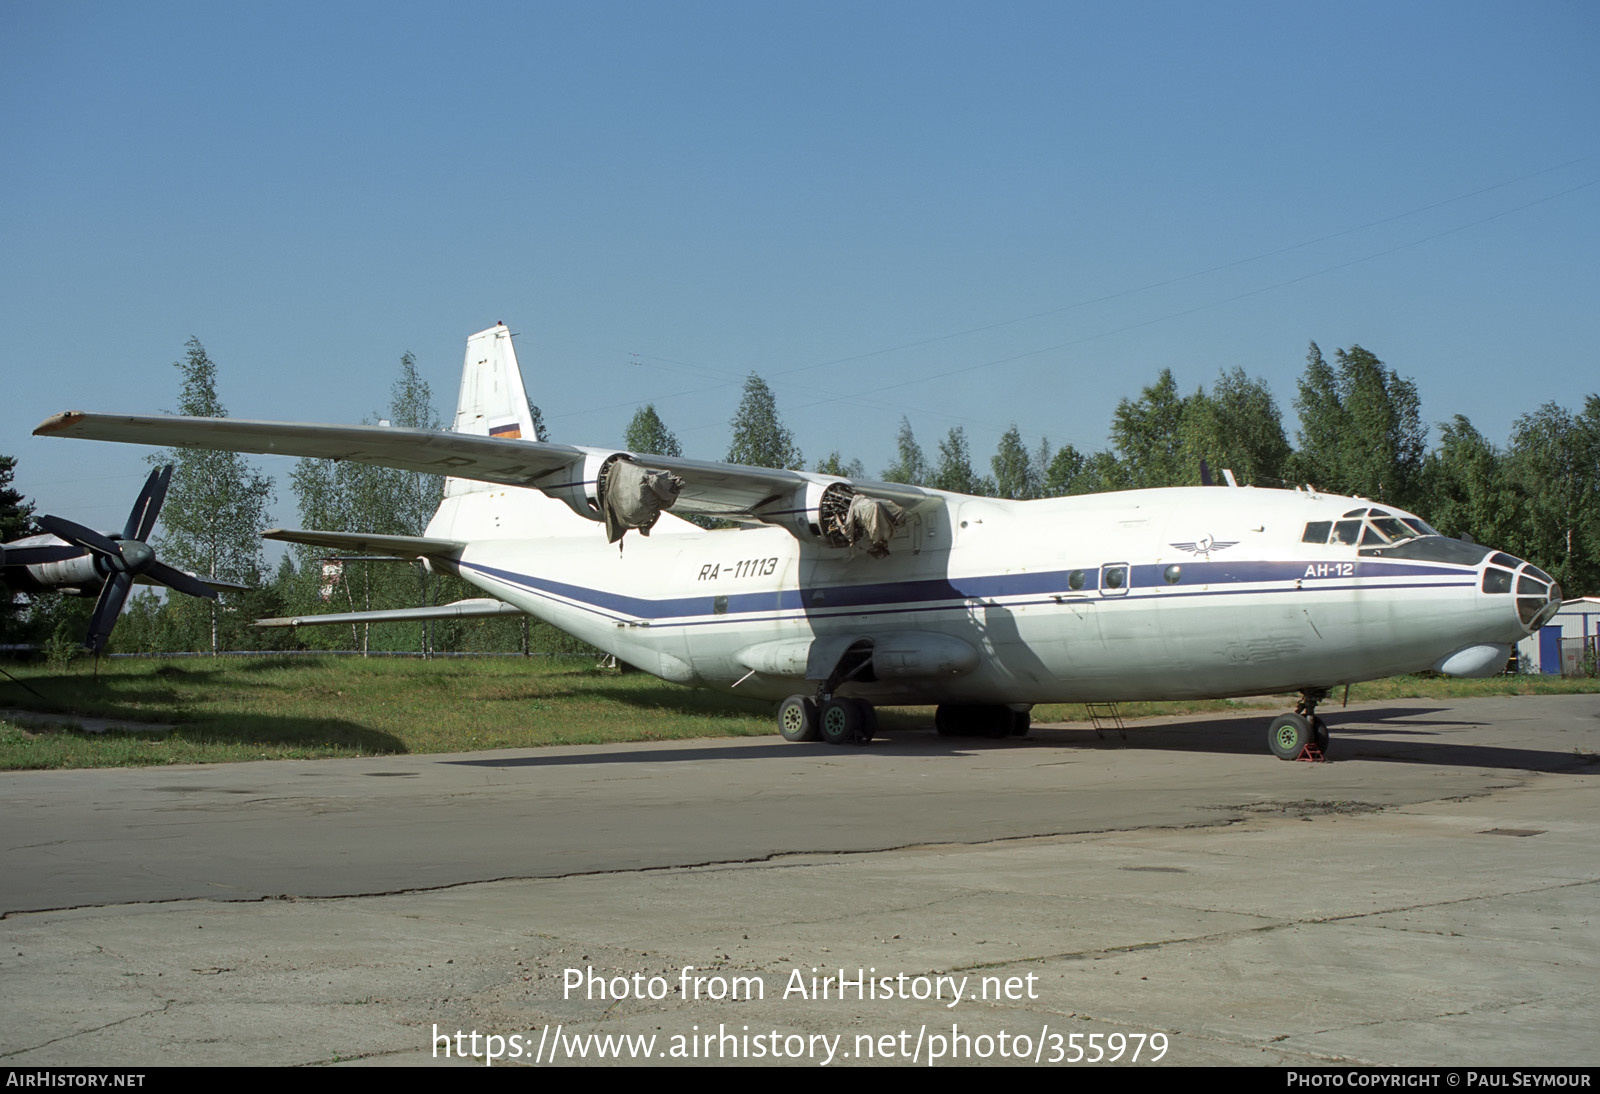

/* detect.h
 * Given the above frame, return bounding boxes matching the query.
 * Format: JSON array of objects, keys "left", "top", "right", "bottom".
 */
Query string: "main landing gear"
[
  {"left": 1267, "top": 689, "right": 1331, "bottom": 761},
  {"left": 777, "top": 694, "right": 876, "bottom": 745}
]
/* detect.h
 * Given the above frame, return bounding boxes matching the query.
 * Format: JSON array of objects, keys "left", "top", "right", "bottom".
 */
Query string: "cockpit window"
[
  {"left": 1370, "top": 517, "right": 1411, "bottom": 541},
  {"left": 1307, "top": 511, "right": 1436, "bottom": 549}
]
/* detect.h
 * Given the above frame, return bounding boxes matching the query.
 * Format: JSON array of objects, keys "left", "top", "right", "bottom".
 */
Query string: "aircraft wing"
[
  {"left": 254, "top": 598, "right": 524, "bottom": 628},
  {"left": 35, "top": 413, "right": 582, "bottom": 489},
  {"left": 35, "top": 412, "right": 943, "bottom": 541},
  {"left": 262, "top": 528, "right": 466, "bottom": 558}
]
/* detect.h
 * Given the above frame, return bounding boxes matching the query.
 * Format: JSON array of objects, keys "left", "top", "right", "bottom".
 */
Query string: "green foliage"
[
  {"left": 1181, "top": 367, "right": 1292, "bottom": 486},
  {"left": 990, "top": 425, "right": 1038, "bottom": 500},
  {"left": 1101, "top": 367, "right": 1289, "bottom": 490},
  {"left": 726, "top": 374, "right": 802, "bottom": 470},
  {"left": 1111, "top": 369, "right": 1190, "bottom": 487},
  {"left": 929, "top": 426, "right": 992, "bottom": 495},
  {"left": 150, "top": 338, "right": 275, "bottom": 653},
  {"left": 1, "top": 454, "right": 36, "bottom": 642},
  {"left": 1290, "top": 343, "right": 1425, "bottom": 507},
  {"left": 1505, "top": 396, "right": 1600, "bottom": 597},
  {"left": 624, "top": 404, "right": 683, "bottom": 457},
  {"left": 880, "top": 418, "right": 928, "bottom": 485},
  {"left": 814, "top": 451, "right": 865, "bottom": 478},
  {"left": 0, "top": 455, "right": 30, "bottom": 543},
  {"left": 1420, "top": 415, "right": 1520, "bottom": 547},
  {"left": 1041, "top": 444, "right": 1085, "bottom": 495}
]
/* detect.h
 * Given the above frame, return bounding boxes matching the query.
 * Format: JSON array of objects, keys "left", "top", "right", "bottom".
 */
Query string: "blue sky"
[{"left": 3, "top": 1, "right": 1596, "bottom": 532}]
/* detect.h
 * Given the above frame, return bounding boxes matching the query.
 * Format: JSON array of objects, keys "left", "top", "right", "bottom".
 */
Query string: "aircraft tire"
[
  {"left": 1268, "top": 713, "right": 1312, "bottom": 760},
  {"left": 1311, "top": 716, "right": 1330, "bottom": 755},
  {"left": 778, "top": 695, "right": 819, "bottom": 742},
  {"left": 819, "top": 697, "right": 864, "bottom": 746},
  {"left": 1009, "top": 710, "right": 1031, "bottom": 737}
]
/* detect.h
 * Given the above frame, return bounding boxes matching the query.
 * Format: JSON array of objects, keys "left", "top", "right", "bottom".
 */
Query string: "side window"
[
  {"left": 1302, "top": 521, "right": 1331, "bottom": 544},
  {"left": 1099, "top": 563, "right": 1129, "bottom": 597}
]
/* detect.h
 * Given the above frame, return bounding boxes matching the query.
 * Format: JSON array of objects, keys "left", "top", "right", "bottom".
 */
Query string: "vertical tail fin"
[
  {"left": 453, "top": 323, "right": 536, "bottom": 440},
  {"left": 446, "top": 323, "right": 538, "bottom": 498}
]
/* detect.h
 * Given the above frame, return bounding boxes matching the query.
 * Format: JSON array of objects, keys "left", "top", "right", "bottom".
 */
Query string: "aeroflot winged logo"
[{"left": 1169, "top": 535, "right": 1239, "bottom": 559}]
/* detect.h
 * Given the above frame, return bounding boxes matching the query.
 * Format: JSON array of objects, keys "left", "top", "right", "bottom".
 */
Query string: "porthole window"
[
  {"left": 713, "top": 595, "right": 728, "bottom": 614},
  {"left": 1164, "top": 565, "right": 1182, "bottom": 584},
  {"left": 1104, "top": 566, "right": 1125, "bottom": 590},
  {"left": 1068, "top": 569, "right": 1085, "bottom": 591}
]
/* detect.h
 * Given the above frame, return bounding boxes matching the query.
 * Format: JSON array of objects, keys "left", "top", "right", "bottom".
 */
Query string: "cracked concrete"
[{"left": 1, "top": 695, "right": 1596, "bottom": 1066}]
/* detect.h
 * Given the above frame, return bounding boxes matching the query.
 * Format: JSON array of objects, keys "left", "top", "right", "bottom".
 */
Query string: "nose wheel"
[{"left": 1268, "top": 691, "right": 1331, "bottom": 760}]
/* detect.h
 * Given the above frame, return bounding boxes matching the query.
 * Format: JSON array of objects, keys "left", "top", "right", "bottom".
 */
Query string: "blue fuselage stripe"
[{"left": 459, "top": 558, "right": 1477, "bottom": 626}]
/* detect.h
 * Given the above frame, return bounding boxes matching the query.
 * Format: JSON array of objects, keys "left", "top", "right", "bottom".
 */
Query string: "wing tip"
[{"left": 34, "top": 411, "right": 86, "bottom": 435}]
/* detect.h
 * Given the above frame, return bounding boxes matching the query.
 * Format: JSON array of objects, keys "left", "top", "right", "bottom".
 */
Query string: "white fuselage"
[{"left": 424, "top": 481, "right": 1537, "bottom": 705}]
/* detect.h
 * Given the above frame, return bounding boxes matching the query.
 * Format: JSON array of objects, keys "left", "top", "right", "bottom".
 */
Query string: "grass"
[{"left": 1, "top": 655, "right": 1595, "bottom": 771}]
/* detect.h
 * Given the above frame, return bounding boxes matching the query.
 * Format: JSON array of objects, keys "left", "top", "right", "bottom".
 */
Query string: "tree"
[
  {"left": 624, "top": 404, "right": 683, "bottom": 457},
  {"left": 289, "top": 351, "right": 449, "bottom": 653},
  {"left": 1110, "top": 369, "right": 1190, "bottom": 488},
  {"left": 880, "top": 418, "right": 928, "bottom": 485},
  {"left": 1290, "top": 343, "right": 1426, "bottom": 507},
  {"left": 727, "top": 374, "right": 802, "bottom": 470},
  {"left": 990, "top": 425, "right": 1038, "bottom": 500},
  {"left": 1420, "top": 415, "right": 1520, "bottom": 549},
  {"left": 929, "top": 426, "right": 991, "bottom": 495},
  {"left": 814, "top": 452, "right": 865, "bottom": 478},
  {"left": 1041, "top": 444, "right": 1085, "bottom": 496},
  {"left": 151, "top": 338, "right": 274, "bottom": 653},
  {"left": 1181, "top": 368, "right": 1292, "bottom": 486},
  {"left": 1506, "top": 396, "right": 1600, "bottom": 597},
  {"left": 0, "top": 454, "right": 36, "bottom": 641}
]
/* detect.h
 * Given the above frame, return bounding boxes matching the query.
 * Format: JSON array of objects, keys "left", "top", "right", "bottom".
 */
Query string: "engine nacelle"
[
  {"left": 543, "top": 452, "right": 683, "bottom": 543},
  {"left": 542, "top": 451, "right": 616, "bottom": 522},
  {"left": 14, "top": 552, "right": 104, "bottom": 596},
  {"left": 758, "top": 479, "right": 904, "bottom": 554},
  {"left": 762, "top": 479, "right": 857, "bottom": 548}
]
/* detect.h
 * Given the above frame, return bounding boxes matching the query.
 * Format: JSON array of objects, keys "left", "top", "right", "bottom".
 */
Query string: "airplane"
[
  {"left": 34, "top": 324, "right": 1565, "bottom": 757},
  {"left": 1, "top": 466, "right": 240, "bottom": 652}
]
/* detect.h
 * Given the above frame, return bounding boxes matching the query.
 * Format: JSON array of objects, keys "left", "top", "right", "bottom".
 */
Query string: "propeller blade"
[
  {"left": 36, "top": 514, "right": 122, "bottom": 561},
  {"left": 144, "top": 560, "right": 220, "bottom": 601},
  {"left": 84, "top": 572, "right": 134, "bottom": 653},
  {"left": 125, "top": 465, "right": 172, "bottom": 542}
]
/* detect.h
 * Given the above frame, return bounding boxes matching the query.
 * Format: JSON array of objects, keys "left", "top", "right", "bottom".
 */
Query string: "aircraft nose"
[{"left": 1515, "top": 569, "right": 1562, "bottom": 633}]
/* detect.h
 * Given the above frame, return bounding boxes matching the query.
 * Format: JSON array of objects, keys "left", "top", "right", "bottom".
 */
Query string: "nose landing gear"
[{"left": 1268, "top": 689, "right": 1331, "bottom": 761}]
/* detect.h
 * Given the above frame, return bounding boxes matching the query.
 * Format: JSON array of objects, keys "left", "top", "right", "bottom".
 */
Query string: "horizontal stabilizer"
[
  {"left": 261, "top": 528, "right": 465, "bottom": 558},
  {"left": 255, "top": 598, "right": 524, "bottom": 628}
]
